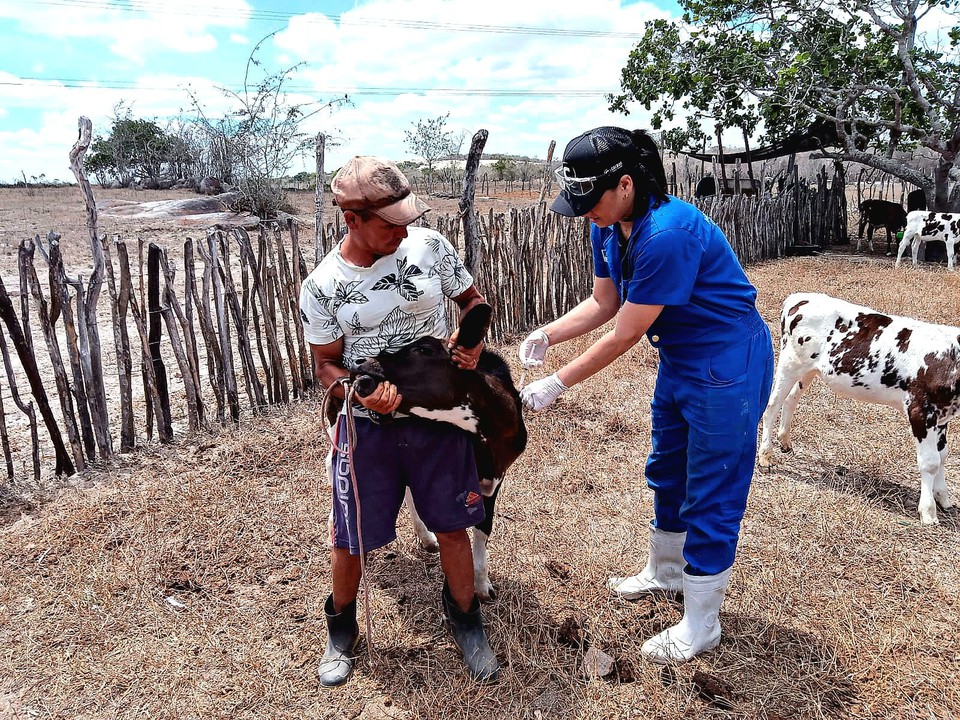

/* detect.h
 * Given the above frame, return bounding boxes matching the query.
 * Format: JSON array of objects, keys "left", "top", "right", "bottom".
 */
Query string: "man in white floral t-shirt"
[{"left": 300, "top": 156, "right": 498, "bottom": 686}]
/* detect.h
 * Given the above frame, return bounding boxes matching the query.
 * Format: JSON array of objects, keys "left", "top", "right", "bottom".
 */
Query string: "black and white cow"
[
  {"left": 351, "top": 303, "right": 527, "bottom": 599},
  {"left": 895, "top": 211, "right": 960, "bottom": 271},
  {"left": 759, "top": 292, "right": 960, "bottom": 524},
  {"left": 857, "top": 199, "right": 908, "bottom": 254}
]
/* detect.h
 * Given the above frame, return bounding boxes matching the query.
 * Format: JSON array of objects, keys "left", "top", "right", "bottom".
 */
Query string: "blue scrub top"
[{"left": 591, "top": 196, "right": 759, "bottom": 356}]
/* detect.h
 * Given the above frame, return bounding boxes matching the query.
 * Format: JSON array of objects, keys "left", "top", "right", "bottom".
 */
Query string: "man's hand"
[
  {"left": 356, "top": 381, "right": 402, "bottom": 414},
  {"left": 448, "top": 327, "right": 483, "bottom": 369},
  {"left": 519, "top": 329, "right": 549, "bottom": 368},
  {"left": 520, "top": 373, "right": 568, "bottom": 411}
]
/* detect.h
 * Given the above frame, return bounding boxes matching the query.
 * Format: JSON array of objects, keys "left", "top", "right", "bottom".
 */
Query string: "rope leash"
[{"left": 322, "top": 378, "right": 376, "bottom": 666}]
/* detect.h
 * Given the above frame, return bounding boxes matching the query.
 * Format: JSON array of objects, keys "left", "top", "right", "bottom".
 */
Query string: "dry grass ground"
[{"left": 1, "top": 187, "right": 959, "bottom": 719}]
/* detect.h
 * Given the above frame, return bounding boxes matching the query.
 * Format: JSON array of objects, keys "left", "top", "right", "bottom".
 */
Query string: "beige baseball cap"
[{"left": 331, "top": 156, "right": 430, "bottom": 225}]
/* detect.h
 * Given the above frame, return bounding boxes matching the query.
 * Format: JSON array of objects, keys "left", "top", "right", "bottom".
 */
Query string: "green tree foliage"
[
  {"left": 404, "top": 113, "right": 464, "bottom": 192},
  {"left": 85, "top": 103, "right": 184, "bottom": 187},
  {"left": 610, "top": 0, "right": 960, "bottom": 209},
  {"left": 492, "top": 157, "right": 518, "bottom": 181}
]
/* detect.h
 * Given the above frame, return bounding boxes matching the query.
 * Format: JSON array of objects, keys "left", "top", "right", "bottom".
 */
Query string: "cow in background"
[
  {"left": 857, "top": 199, "right": 908, "bottom": 255},
  {"left": 907, "top": 189, "right": 927, "bottom": 213},
  {"left": 895, "top": 211, "right": 960, "bottom": 271},
  {"left": 759, "top": 292, "right": 960, "bottom": 525}
]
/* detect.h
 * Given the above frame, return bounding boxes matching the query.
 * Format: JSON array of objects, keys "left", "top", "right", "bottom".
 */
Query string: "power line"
[
  {"left": 23, "top": 0, "right": 643, "bottom": 39},
  {"left": 1, "top": 77, "right": 614, "bottom": 98}
]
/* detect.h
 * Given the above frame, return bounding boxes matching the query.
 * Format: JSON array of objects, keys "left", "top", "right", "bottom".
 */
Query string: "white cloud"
[
  {"left": 279, "top": 0, "right": 669, "bottom": 168},
  {"left": 274, "top": 12, "right": 339, "bottom": 64},
  {"left": 0, "top": 0, "right": 676, "bottom": 181},
  {"left": 0, "top": 70, "right": 234, "bottom": 182},
  {"left": 4, "top": 0, "right": 252, "bottom": 63}
]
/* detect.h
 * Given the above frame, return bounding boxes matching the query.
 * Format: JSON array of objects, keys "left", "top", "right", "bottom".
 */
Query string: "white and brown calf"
[
  {"left": 895, "top": 211, "right": 960, "bottom": 270},
  {"left": 759, "top": 292, "right": 960, "bottom": 524}
]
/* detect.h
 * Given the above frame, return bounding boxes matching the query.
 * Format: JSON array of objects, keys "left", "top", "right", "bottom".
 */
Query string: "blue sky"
[{"left": 0, "top": 0, "right": 679, "bottom": 183}]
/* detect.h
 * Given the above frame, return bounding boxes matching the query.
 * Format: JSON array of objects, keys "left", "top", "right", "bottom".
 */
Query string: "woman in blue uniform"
[{"left": 519, "top": 126, "right": 774, "bottom": 664}]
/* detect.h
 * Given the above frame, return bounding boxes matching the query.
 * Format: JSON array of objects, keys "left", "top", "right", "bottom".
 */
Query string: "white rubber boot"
[
  {"left": 641, "top": 567, "right": 732, "bottom": 664},
  {"left": 608, "top": 524, "right": 686, "bottom": 599}
]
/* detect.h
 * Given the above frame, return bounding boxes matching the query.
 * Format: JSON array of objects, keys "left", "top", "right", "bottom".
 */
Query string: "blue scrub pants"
[{"left": 645, "top": 312, "right": 774, "bottom": 576}]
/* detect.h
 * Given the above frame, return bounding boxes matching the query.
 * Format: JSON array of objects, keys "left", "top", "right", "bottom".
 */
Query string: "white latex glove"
[
  {"left": 518, "top": 329, "right": 550, "bottom": 368},
  {"left": 521, "top": 373, "right": 569, "bottom": 411}
]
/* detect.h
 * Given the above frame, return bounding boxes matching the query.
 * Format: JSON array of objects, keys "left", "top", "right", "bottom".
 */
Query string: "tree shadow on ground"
[
  {"left": 708, "top": 615, "right": 858, "bottom": 718},
  {"left": 763, "top": 456, "right": 959, "bottom": 532}
]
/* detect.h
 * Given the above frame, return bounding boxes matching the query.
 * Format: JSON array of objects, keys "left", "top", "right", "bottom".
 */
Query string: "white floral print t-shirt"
[{"left": 299, "top": 226, "right": 474, "bottom": 371}]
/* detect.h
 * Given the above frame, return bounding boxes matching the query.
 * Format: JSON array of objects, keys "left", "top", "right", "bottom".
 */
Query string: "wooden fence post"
[
  {"left": 206, "top": 230, "right": 240, "bottom": 423},
  {"left": 460, "top": 129, "right": 489, "bottom": 273},
  {"left": 0, "top": 275, "right": 74, "bottom": 477},
  {"left": 158, "top": 247, "right": 203, "bottom": 431},
  {"left": 0, "top": 374, "right": 12, "bottom": 480},
  {"left": 270, "top": 223, "right": 301, "bottom": 400},
  {"left": 101, "top": 235, "right": 136, "bottom": 452},
  {"left": 215, "top": 233, "right": 266, "bottom": 413},
  {"left": 315, "top": 132, "right": 326, "bottom": 268},
  {"left": 68, "top": 116, "right": 112, "bottom": 459},
  {"left": 188, "top": 237, "right": 226, "bottom": 423},
  {"left": 22, "top": 239, "right": 85, "bottom": 469},
  {"left": 234, "top": 228, "right": 288, "bottom": 404},
  {"left": 116, "top": 243, "right": 172, "bottom": 444},
  {"left": 181, "top": 239, "right": 204, "bottom": 427},
  {"left": 48, "top": 241, "right": 97, "bottom": 461},
  {"left": 147, "top": 244, "right": 173, "bottom": 435},
  {"left": 285, "top": 219, "right": 311, "bottom": 391}
]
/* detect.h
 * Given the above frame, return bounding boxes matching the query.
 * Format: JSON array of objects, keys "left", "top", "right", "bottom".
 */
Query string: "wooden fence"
[
  {"left": 1, "top": 164, "right": 846, "bottom": 484},
  {"left": 0, "top": 221, "right": 312, "bottom": 484}
]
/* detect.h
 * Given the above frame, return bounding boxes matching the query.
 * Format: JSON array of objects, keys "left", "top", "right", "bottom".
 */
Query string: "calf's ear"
[{"left": 457, "top": 302, "right": 493, "bottom": 349}]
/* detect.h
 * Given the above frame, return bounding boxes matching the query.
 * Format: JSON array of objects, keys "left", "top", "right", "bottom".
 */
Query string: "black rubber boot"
[
  {"left": 442, "top": 581, "right": 499, "bottom": 683},
  {"left": 318, "top": 594, "right": 359, "bottom": 687}
]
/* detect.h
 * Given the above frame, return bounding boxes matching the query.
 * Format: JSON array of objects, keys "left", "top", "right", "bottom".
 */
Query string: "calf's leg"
[
  {"left": 471, "top": 528, "right": 493, "bottom": 601},
  {"left": 910, "top": 237, "right": 923, "bottom": 265},
  {"left": 932, "top": 426, "right": 954, "bottom": 511},
  {"left": 404, "top": 488, "right": 439, "bottom": 552},
  {"left": 471, "top": 493, "right": 498, "bottom": 601},
  {"left": 759, "top": 364, "right": 813, "bottom": 466},
  {"left": 776, "top": 370, "right": 817, "bottom": 450},
  {"left": 915, "top": 431, "right": 943, "bottom": 525},
  {"left": 895, "top": 232, "right": 914, "bottom": 266}
]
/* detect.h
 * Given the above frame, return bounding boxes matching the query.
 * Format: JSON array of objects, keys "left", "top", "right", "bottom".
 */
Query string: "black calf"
[
  {"left": 351, "top": 303, "right": 527, "bottom": 598},
  {"left": 858, "top": 199, "right": 908, "bottom": 254}
]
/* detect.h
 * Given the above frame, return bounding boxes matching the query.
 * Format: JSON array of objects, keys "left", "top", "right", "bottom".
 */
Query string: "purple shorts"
[{"left": 330, "top": 415, "right": 484, "bottom": 554}]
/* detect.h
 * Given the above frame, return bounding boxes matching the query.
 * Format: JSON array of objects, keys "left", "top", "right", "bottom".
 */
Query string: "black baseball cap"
[{"left": 551, "top": 127, "right": 640, "bottom": 217}]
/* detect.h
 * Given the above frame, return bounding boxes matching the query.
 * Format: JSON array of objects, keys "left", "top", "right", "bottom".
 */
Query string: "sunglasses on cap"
[{"left": 554, "top": 161, "right": 625, "bottom": 196}]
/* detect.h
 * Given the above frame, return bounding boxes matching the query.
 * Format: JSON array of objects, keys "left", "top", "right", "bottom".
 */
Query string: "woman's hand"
[
  {"left": 448, "top": 328, "right": 483, "bottom": 369},
  {"left": 518, "top": 329, "right": 550, "bottom": 367},
  {"left": 520, "top": 373, "right": 568, "bottom": 410}
]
